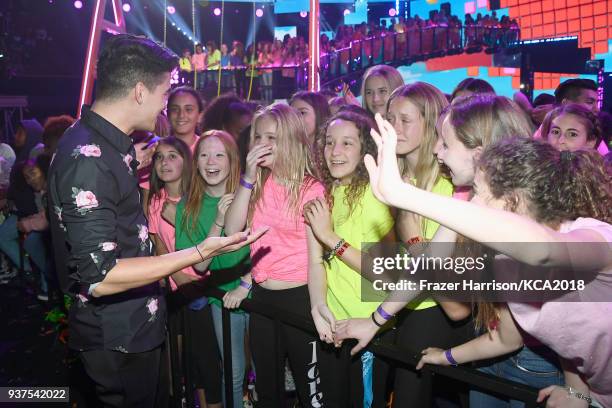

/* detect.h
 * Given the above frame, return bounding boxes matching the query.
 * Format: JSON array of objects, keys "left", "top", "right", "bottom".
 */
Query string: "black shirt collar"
[{"left": 80, "top": 105, "right": 133, "bottom": 154}]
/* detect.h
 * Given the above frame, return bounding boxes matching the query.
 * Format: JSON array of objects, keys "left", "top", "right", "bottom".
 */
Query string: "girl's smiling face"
[
  {"left": 324, "top": 119, "right": 362, "bottom": 185},
  {"left": 198, "top": 136, "right": 230, "bottom": 187}
]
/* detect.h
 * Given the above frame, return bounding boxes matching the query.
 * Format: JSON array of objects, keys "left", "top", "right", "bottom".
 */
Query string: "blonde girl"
[
  {"left": 360, "top": 65, "right": 404, "bottom": 116},
  {"left": 224, "top": 103, "right": 330, "bottom": 407}
]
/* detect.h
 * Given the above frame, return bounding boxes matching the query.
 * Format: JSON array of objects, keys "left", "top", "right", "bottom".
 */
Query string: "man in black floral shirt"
[{"left": 48, "top": 34, "right": 264, "bottom": 407}]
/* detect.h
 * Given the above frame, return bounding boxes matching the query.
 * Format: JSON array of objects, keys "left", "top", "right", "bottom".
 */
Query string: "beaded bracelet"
[
  {"left": 565, "top": 386, "right": 592, "bottom": 404},
  {"left": 335, "top": 241, "right": 350, "bottom": 258},
  {"left": 323, "top": 238, "right": 346, "bottom": 262}
]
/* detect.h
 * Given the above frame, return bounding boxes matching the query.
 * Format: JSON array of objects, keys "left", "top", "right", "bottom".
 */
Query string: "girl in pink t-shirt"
[
  {"left": 362, "top": 127, "right": 611, "bottom": 407},
  {"left": 146, "top": 137, "right": 195, "bottom": 290},
  {"left": 225, "top": 103, "right": 333, "bottom": 407}
]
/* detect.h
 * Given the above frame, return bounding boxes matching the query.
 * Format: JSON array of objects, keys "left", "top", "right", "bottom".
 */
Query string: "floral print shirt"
[{"left": 48, "top": 105, "right": 166, "bottom": 353}]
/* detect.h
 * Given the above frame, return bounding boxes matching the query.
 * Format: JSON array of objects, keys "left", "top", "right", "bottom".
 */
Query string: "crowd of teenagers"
[
  {"left": 1, "top": 34, "right": 611, "bottom": 408},
  {"left": 175, "top": 8, "right": 516, "bottom": 102}
]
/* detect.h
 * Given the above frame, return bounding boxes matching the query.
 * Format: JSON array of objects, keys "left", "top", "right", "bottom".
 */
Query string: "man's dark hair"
[
  {"left": 554, "top": 78, "right": 597, "bottom": 105},
  {"left": 95, "top": 34, "right": 178, "bottom": 101}
]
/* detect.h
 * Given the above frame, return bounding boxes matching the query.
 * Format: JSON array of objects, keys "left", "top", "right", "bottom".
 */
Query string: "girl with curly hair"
[{"left": 305, "top": 107, "right": 395, "bottom": 406}]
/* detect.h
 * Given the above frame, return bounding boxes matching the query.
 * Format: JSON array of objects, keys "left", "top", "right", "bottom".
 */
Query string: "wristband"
[
  {"left": 323, "top": 238, "right": 346, "bottom": 262},
  {"left": 239, "top": 280, "right": 252, "bottom": 290},
  {"left": 370, "top": 312, "right": 384, "bottom": 328},
  {"left": 406, "top": 236, "right": 422, "bottom": 245},
  {"left": 214, "top": 220, "right": 224, "bottom": 229},
  {"left": 194, "top": 245, "right": 206, "bottom": 262},
  {"left": 240, "top": 176, "right": 255, "bottom": 190},
  {"left": 565, "top": 386, "right": 592, "bottom": 404},
  {"left": 376, "top": 305, "right": 393, "bottom": 321},
  {"left": 444, "top": 349, "right": 459, "bottom": 366},
  {"left": 335, "top": 241, "right": 350, "bottom": 258}
]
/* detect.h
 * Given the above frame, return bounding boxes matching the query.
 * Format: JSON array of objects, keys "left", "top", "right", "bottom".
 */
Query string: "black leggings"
[
  {"left": 249, "top": 284, "right": 337, "bottom": 408},
  {"left": 392, "top": 305, "right": 473, "bottom": 407}
]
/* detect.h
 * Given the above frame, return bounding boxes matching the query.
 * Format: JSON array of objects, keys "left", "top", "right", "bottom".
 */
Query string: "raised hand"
[
  {"left": 245, "top": 144, "right": 273, "bottom": 181},
  {"left": 134, "top": 139, "right": 158, "bottom": 170},
  {"left": 303, "top": 198, "right": 334, "bottom": 246},
  {"left": 364, "top": 113, "right": 405, "bottom": 207},
  {"left": 215, "top": 193, "right": 235, "bottom": 227}
]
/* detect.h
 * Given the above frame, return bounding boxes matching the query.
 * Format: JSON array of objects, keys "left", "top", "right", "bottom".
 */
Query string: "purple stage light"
[
  {"left": 213, "top": 7, "right": 221, "bottom": 16},
  {"left": 255, "top": 8, "right": 263, "bottom": 17},
  {"left": 123, "top": 3, "right": 131, "bottom": 12},
  {"left": 74, "top": 0, "right": 83, "bottom": 9},
  {"left": 388, "top": 8, "right": 397, "bottom": 17},
  {"left": 300, "top": 11, "right": 307, "bottom": 17},
  {"left": 167, "top": 5, "right": 176, "bottom": 14},
  {"left": 343, "top": 9, "right": 350, "bottom": 16}
]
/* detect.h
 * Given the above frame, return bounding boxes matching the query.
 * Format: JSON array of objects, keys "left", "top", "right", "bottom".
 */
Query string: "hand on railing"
[
  {"left": 311, "top": 303, "right": 337, "bottom": 344},
  {"left": 223, "top": 285, "right": 249, "bottom": 309},
  {"left": 416, "top": 347, "right": 449, "bottom": 370},
  {"left": 334, "top": 317, "right": 379, "bottom": 355}
]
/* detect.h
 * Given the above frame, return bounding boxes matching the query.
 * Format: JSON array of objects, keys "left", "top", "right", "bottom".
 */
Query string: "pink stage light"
[
  {"left": 388, "top": 8, "right": 397, "bottom": 17},
  {"left": 74, "top": 0, "right": 83, "bottom": 9},
  {"left": 213, "top": 7, "right": 221, "bottom": 16},
  {"left": 343, "top": 9, "right": 350, "bottom": 16},
  {"left": 255, "top": 8, "right": 263, "bottom": 17},
  {"left": 167, "top": 5, "right": 176, "bottom": 14},
  {"left": 300, "top": 11, "right": 308, "bottom": 18},
  {"left": 122, "top": 3, "right": 131, "bottom": 12}
]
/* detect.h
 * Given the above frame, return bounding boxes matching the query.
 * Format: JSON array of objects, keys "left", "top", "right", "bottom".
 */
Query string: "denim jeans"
[
  {"left": 0, "top": 214, "right": 31, "bottom": 271},
  {"left": 470, "top": 345, "right": 565, "bottom": 408},
  {"left": 210, "top": 303, "right": 249, "bottom": 408},
  {"left": 24, "top": 231, "right": 51, "bottom": 294}
]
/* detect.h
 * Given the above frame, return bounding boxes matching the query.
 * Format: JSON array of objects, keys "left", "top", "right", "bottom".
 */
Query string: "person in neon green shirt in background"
[
  {"left": 206, "top": 40, "right": 222, "bottom": 89},
  {"left": 175, "top": 130, "right": 251, "bottom": 408},
  {"left": 305, "top": 107, "right": 395, "bottom": 407},
  {"left": 178, "top": 49, "right": 193, "bottom": 87}
]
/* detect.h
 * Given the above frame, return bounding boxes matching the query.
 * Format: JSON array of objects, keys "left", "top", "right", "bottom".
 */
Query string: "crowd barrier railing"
[{"left": 162, "top": 286, "right": 568, "bottom": 408}]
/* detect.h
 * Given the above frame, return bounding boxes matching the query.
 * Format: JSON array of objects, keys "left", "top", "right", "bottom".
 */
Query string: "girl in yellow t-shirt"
[
  {"left": 305, "top": 108, "right": 395, "bottom": 407},
  {"left": 382, "top": 82, "right": 472, "bottom": 407}
]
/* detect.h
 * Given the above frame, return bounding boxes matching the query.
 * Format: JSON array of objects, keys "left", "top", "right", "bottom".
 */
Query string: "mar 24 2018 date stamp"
[{"left": 0, "top": 387, "right": 69, "bottom": 402}]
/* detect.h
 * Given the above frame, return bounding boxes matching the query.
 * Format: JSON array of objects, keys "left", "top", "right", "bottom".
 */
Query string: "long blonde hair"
[
  {"left": 446, "top": 95, "right": 533, "bottom": 333},
  {"left": 360, "top": 65, "right": 405, "bottom": 114},
  {"left": 449, "top": 94, "right": 534, "bottom": 148},
  {"left": 388, "top": 82, "right": 449, "bottom": 236},
  {"left": 248, "top": 103, "right": 318, "bottom": 220},
  {"left": 182, "top": 130, "right": 241, "bottom": 237}
]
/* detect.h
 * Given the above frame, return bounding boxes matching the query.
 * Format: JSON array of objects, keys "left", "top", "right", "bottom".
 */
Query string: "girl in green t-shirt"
[
  {"left": 305, "top": 107, "right": 395, "bottom": 407},
  {"left": 175, "top": 130, "right": 251, "bottom": 408}
]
